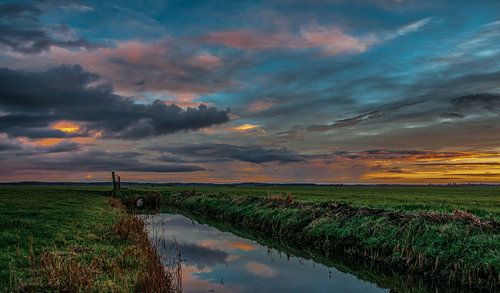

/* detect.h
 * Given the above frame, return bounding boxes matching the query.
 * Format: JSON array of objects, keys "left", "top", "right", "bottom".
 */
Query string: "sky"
[{"left": 1, "top": 0, "right": 500, "bottom": 184}]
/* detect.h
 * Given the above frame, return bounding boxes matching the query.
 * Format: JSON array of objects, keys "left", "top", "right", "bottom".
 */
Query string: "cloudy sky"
[{"left": 1, "top": 0, "right": 500, "bottom": 183}]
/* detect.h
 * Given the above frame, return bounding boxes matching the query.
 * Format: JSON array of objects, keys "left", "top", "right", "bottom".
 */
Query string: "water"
[{"left": 144, "top": 212, "right": 389, "bottom": 293}]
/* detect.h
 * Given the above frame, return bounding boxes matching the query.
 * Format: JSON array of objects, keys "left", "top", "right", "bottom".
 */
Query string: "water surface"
[{"left": 145, "top": 212, "right": 388, "bottom": 293}]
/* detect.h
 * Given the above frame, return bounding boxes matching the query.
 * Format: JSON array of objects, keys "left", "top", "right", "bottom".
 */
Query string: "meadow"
[
  {"left": 1, "top": 184, "right": 499, "bottom": 290},
  {"left": 155, "top": 185, "right": 500, "bottom": 220},
  {"left": 0, "top": 186, "right": 174, "bottom": 291}
]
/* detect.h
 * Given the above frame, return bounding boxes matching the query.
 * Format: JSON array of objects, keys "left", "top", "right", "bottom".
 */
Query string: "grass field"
[
  {"left": 1, "top": 184, "right": 498, "bottom": 290},
  {"left": 154, "top": 185, "right": 500, "bottom": 220},
  {"left": 0, "top": 186, "right": 173, "bottom": 291}
]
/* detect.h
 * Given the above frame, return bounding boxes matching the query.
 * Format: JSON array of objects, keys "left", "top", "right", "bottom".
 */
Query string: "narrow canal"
[{"left": 144, "top": 212, "right": 390, "bottom": 293}]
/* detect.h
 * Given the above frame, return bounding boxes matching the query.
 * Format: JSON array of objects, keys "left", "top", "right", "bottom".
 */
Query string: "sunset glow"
[
  {"left": 51, "top": 121, "right": 80, "bottom": 134},
  {"left": 0, "top": 0, "right": 499, "bottom": 184},
  {"left": 2, "top": 3, "right": 499, "bottom": 292},
  {"left": 230, "top": 124, "right": 260, "bottom": 132}
]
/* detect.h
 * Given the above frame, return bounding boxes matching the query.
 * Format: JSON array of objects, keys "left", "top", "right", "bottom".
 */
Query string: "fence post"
[{"left": 111, "top": 171, "right": 117, "bottom": 197}]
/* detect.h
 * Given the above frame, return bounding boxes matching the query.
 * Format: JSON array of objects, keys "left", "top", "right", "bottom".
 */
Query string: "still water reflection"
[{"left": 144, "top": 213, "right": 388, "bottom": 293}]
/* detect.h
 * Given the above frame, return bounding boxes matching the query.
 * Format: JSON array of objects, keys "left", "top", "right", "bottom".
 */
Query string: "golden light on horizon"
[
  {"left": 51, "top": 120, "right": 80, "bottom": 134},
  {"left": 230, "top": 242, "right": 256, "bottom": 251},
  {"left": 37, "top": 138, "right": 64, "bottom": 146},
  {"left": 363, "top": 152, "right": 500, "bottom": 183},
  {"left": 231, "top": 123, "right": 259, "bottom": 131}
]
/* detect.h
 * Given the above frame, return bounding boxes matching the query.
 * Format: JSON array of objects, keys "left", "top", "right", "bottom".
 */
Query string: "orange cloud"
[
  {"left": 51, "top": 120, "right": 80, "bottom": 134},
  {"left": 42, "top": 41, "right": 228, "bottom": 100},
  {"left": 198, "top": 239, "right": 256, "bottom": 252},
  {"left": 190, "top": 53, "right": 222, "bottom": 69},
  {"left": 36, "top": 138, "right": 64, "bottom": 146},
  {"left": 203, "top": 30, "right": 292, "bottom": 49},
  {"left": 249, "top": 98, "right": 277, "bottom": 113},
  {"left": 203, "top": 27, "right": 376, "bottom": 55},
  {"left": 230, "top": 124, "right": 260, "bottom": 132},
  {"left": 229, "top": 242, "right": 256, "bottom": 251},
  {"left": 246, "top": 262, "right": 276, "bottom": 278},
  {"left": 300, "top": 26, "right": 376, "bottom": 55}
]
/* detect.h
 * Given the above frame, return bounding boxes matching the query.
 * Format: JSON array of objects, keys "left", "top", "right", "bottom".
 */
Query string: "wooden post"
[
  {"left": 117, "top": 176, "right": 121, "bottom": 190},
  {"left": 112, "top": 171, "right": 117, "bottom": 197}
]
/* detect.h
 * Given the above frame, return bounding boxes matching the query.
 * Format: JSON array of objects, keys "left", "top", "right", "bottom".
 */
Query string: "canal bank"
[
  {"left": 161, "top": 191, "right": 500, "bottom": 291},
  {"left": 145, "top": 211, "right": 391, "bottom": 293}
]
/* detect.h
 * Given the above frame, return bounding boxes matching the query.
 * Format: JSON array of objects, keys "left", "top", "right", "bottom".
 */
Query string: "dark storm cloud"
[
  {"left": 0, "top": 1, "right": 97, "bottom": 54},
  {"left": 0, "top": 149, "right": 205, "bottom": 173},
  {"left": 149, "top": 143, "right": 304, "bottom": 164},
  {"left": 0, "top": 3, "right": 41, "bottom": 19},
  {"left": 451, "top": 93, "right": 500, "bottom": 111},
  {"left": 306, "top": 111, "right": 377, "bottom": 131},
  {"left": 311, "top": 149, "right": 469, "bottom": 162},
  {"left": 150, "top": 144, "right": 473, "bottom": 165},
  {"left": 3, "top": 127, "right": 87, "bottom": 139},
  {"left": 0, "top": 140, "right": 83, "bottom": 161},
  {"left": 440, "top": 112, "right": 465, "bottom": 119},
  {"left": 302, "top": 101, "right": 423, "bottom": 132},
  {"left": 39, "top": 141, "right": 81, "bottom": 153},
  {"left": 39, "top": 150, "right": 205, "bottom": 172},
  {"left": 0, "top": 140, "right": 22, "bottom": 152},
  {"left": 0, "top": 25, "right": 96, "bottom": 54},
  {"left": 0, "top": 65, "right": 230, "bottom": 139}
]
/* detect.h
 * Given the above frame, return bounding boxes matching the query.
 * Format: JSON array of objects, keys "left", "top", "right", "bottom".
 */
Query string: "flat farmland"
[{"left": 155, "top": 185, "right": 500, "bottom": 220}]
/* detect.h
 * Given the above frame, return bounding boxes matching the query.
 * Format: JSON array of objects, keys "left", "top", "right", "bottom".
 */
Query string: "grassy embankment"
[
  {"left": 165, "top": 206, "right": 439, "bottom": 292},
  {"left": 155, "top": 185, "right": 500, "bottom": 220},
  {"left": 160, "top": 186, "right": 500, "bottom": 290},
  {"left": 0, "top": 186, "right": 175, "bottom": 292}
]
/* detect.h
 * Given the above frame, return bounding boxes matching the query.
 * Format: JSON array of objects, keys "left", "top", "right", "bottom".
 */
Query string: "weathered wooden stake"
[
  {"left": 117, "top": 176, "right": 121, "bottom": 190},
  {"left": 111, "top": 171, "right": 117, "bottom": 197}
]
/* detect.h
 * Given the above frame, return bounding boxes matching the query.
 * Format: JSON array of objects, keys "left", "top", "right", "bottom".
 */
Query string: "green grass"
[
  {"left": 2, "top": 184, "right": 498, "bottom": 290},
  {"left": 154, "top": 185, "right": 500, "bottom": 220},
  {"left": 162, "top": 187, "right": 500, "bottom": 290},
  {"left": 0, "top": 186, "right": 154, "bottom": 291}
]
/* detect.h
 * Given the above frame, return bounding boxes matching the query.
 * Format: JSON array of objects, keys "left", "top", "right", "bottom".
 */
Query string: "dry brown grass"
[
  {"left": 11, "top": 198, "right": 179, "bottom": 292},
  {"left": 267, "top": 192, "right": 295, "bottom": 206},
  {"left": 113, "top": 213, "right": 176, "bottom": 292}
]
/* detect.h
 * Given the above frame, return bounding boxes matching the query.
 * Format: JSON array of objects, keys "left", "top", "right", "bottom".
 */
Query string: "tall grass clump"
[{"left": 113, "top": 212, "right": 178, "bottom": 292}]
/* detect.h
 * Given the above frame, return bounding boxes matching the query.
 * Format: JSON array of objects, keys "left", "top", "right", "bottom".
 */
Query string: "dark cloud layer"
[
  {"left": 0, "top": 65, "right": 230, "bottom": 139},
  {"left": 0, "top": 141, "right": 22, "bottom": 152},
  {"left": 306, "top": 101, "right": 423, "bottom": 132},
  {"left": 0, "top": 3, "right": 41, "bottom": 19},
  {"left": 149, "top": 144, "right": 477, "bottom": 165},
  {"left": 0, "top": 149, "right": 205, "bottom": 174},
  {"left": 0, "top": 140, "right": 79, "bottom": 157},
  {"left": 451, "top": 93, "right": 500, "bottom": 111},
  {"left": 0, "top": 2, "right": 97, "bottom": 53},
  {"left": 150, "top": 143, "right": 304, "bottom": 164},
  {"left": 338, "top": 149, "right": 465, "bottom": 160}
]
